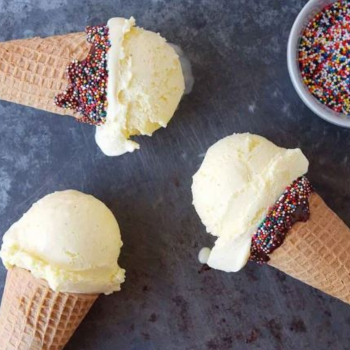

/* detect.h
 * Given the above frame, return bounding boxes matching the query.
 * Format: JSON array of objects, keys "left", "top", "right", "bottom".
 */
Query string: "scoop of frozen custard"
[
  {"left": 192, "top": 133, "right": 309, "bottom": 272},
  {"left": 56, "top": 17, "right": 185, "bottom": 157},
  {"left": 0, "top": 190, "right": 125, "bottom": 294},
  {"left": 96, "top": 17, "right": 185, "bottom": 156}
]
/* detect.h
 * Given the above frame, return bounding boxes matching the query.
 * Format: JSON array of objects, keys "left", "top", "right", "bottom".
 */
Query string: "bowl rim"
[{"left": 287, "top": 0, "right": 350, "bottom": 128}]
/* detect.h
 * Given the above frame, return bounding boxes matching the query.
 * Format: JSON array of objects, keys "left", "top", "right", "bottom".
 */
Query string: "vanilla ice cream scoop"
[
  {"left": 55, "top": 17, "right": 185, "bottom": 157},
  {"left": 95, "top": 17, "right": 185, "bottom": 156},
  {"left": 0, "top": 190, "right": 125, "bottom": 294},
  {"left": 192, "top": 133, "right": 309, "bottom": 272}
]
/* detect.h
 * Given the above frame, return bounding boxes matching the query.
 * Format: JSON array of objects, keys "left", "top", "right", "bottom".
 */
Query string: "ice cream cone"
[
  {"left": 268, "top": 192, "right": 350, "bottom": 304},
  {"left": 0, "top": 19, "right": 186, "bottom": 156},
  {"left": 0, "top": 32, "right": 89, "bottom": 117},
  {"left": 0, "top": 267, "right": 98, "bottom": 350}
]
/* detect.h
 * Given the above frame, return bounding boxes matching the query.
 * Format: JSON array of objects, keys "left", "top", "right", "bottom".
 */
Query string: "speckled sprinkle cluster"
[
  {"left": 299, "top": 1, "right": 350, "bottom": 115},
  {"left": 55, "top": 25, "right": 110, "bottom": 125},
  {"left": 250, "top": 176, "right": 313, "bottom": 264}
]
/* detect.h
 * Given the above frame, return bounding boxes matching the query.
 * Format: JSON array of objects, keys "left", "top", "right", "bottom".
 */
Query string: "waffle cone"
[
  {"left": 0, "top": 32, "right": 89, "bottom": 117},
  {"left": 0, "top": 267, "right": 98, "bottom": 350},
  {"left": 268, "top": 192, "right": 350, "bottom": 304}
]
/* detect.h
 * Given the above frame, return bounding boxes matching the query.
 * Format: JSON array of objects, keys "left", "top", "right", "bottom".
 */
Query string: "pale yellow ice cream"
[
  {"left": 0, "top": 190, "right": 125, "bottom": 295},
  {"left": 192, "top": 133, "right": 309, "bottom": 272},
  {"left": 95, "top": 17, "right": 185, "bottom": 156}
]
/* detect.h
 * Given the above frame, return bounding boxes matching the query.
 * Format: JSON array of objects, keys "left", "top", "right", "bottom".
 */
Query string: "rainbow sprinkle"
[
  {"left": 55, "top": 25, "right": 111, "bottom": 125},
  {"left": 299, "top": 0, "right": 350, "bottom": 115},
  {"left": 250, "top": 176, "right": 313, "bottom": 264}
]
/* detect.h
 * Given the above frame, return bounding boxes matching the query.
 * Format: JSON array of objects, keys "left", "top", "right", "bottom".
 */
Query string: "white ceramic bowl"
[{"left": 287, "top": 0, "right": 350, "bottom": 128}]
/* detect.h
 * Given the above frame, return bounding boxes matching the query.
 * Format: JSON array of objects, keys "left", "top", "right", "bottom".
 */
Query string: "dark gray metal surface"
[{"left": 0, "top": 0, "right": 350, "bottom": 349}]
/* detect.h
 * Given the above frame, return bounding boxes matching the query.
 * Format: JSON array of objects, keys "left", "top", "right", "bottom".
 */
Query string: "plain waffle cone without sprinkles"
[
  {"left": 0, "top": 267, "right": 98, "bottom": 350},
  {"left": 0, "top": 190, "right": 126, "bottom": 349}
]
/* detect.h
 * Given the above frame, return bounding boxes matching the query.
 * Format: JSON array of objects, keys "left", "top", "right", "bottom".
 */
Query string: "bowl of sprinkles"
[{"left": 288, "top": 0, "right": 350, "bottom": 128}]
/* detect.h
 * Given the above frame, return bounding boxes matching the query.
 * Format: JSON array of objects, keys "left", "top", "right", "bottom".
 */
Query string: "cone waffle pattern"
[
  {"left": 0, "top": 267, "right": 98, "bottom": 350},
  {"left": 0, "top": 33, "right": 89, "bottom": 117},
  {"left": 268, "top": 193, "right": 350, "bottom": 304}
]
